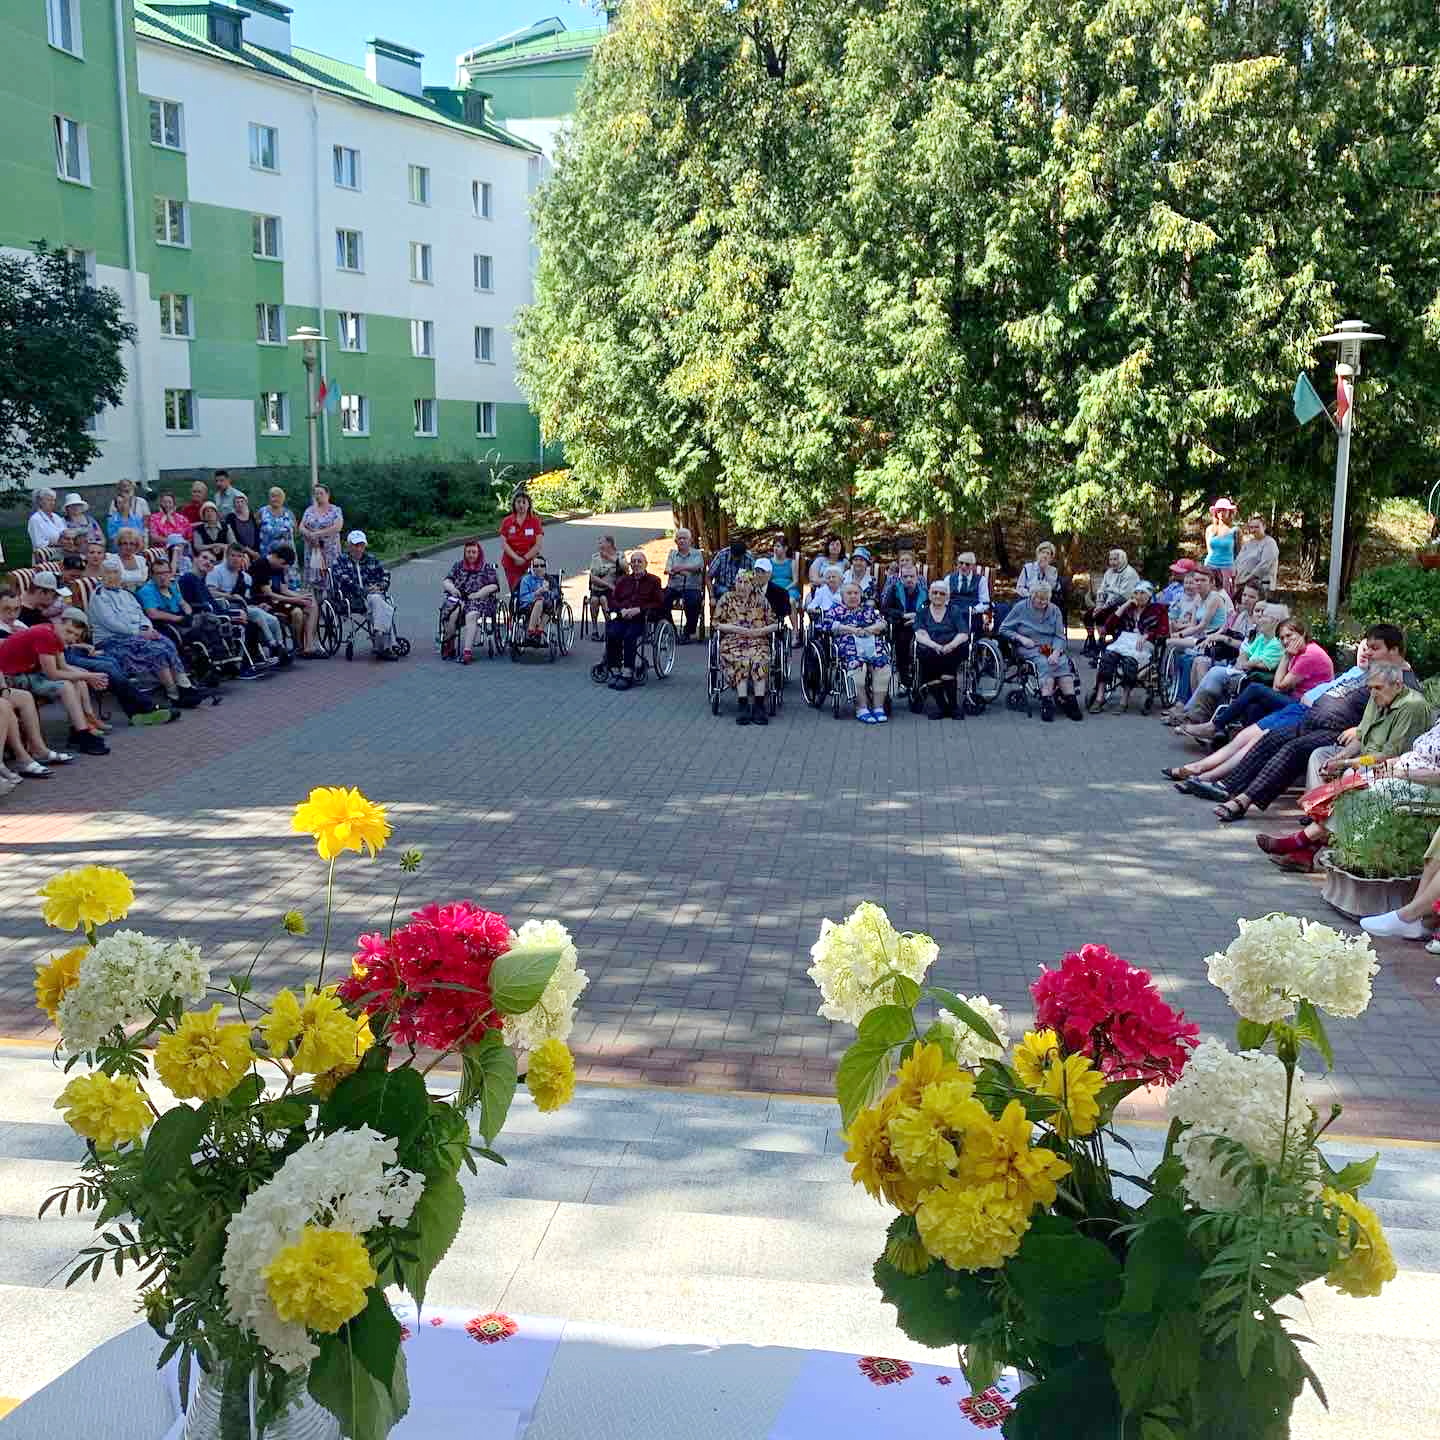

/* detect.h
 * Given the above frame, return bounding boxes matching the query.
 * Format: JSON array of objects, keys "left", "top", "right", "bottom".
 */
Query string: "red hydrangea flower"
[
  {"left": 338, "top": 902, "right": 512, "bottom": 1051},
  {"left": 1030, "top": 943, "right": 1199, "bottom": 1085}
]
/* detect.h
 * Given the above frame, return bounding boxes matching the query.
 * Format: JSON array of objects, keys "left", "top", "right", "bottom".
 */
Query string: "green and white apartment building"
[{"left": 2, "top": 0, "right": 550, "bottom": 493}]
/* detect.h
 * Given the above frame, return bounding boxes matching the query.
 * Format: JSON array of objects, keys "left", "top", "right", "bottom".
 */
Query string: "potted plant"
[
  {"left": 1417, "top": 537, "right": 1440, "bottom": 571},
  {"left": 1317, "top": 784, "right": 1433, "bottom": 919}
]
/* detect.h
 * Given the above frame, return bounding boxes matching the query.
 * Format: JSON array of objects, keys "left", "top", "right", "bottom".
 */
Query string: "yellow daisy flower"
[
  {"left": 55, "top": 1072, "right": 151, "bottom": 1150},
  {"left": 312, "top": 1014, "right": 374, "bottom": 1100},
  {"left": 35, "top": 947, "right": 86, "bottom": 1022},
  {"left": 154, "top": 1005, "right": 256, "bottom": 1100},
  {"left": 957, "top": 1099, "right": 1073, "bottom": 1208},
  {"left": 886, "top": 1076, "right": 990, "bottom": 1187},
  {"left": 1036, "top": 1054, "right": 1106, "bottom": 1138},
  {"left": 291, "top": 787, "right": 390, "bottom": 862},
  {"left": 1323, "top": 1187, "right": 1397, "bottom": 1299},
  {"left": 264, "top": 1226, "right": 376, "bottom": 1332},
  {"left": 37, "top": 866, "right": 134, "bottom": 932},
  {"left": 261, "top": 985, "right": 357, "bottom": 1076},
  {"left": 915, "top": 1178, "right": 1032, "bottom": 1272},
  {"left": 525, "top": 1037, "right": 576, "bottom": 1112},
  {"left": 1011, "top": 1028, "right": 1061, "bottom": 1088},
  {"left": 891, "top": 1041, "right": 957, "bottom": 1108}
]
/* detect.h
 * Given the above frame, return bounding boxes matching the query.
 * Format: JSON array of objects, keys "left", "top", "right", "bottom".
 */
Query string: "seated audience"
[
  {"left": 88, "top": 558, "right": 204, "bottom": 706},
  {"left": 28, "top": 487, "right": 66, "bottom": 556},
  {"left": 253, "top": 543, "right": 322, "bottom": 656},
  {"left": 191, "top": 502, "right": 229, "bottom": 562},
  {"left": 60, "top": 604, "right": 174, "bottom": 722},
  {"left": 1088, "top": 580, "right": 1165, "bottom": 711},
  {"left": 828, "top": 579, "right": 892, "bottom": 724},
  {"left": 1, "top": 673, "right": 75, "bottom": 782},
  {"left": 881, "top": 559, "right": 928, "bottom": 694},
  {"left": 808, "top": 534, "right": 847, "bottom": 588},
  {"left": 843, "top": 547, "right": 877, "bottom": 599},
  {"left": 224, "top": 492, "right": 262, "bottom": 557},
  {"left": 805, "top": 565, "right": 845, "bottom": 624},
  {"left": 61, "top": 493, "right": 104, "bottom": 546},
  {"left": 713, "top": 568, "right": 778, "bottom": 726},
  {"left": 82, "top": 540, "right": 107, "bottom": 585},
  {"left": 177, "top": 553, "right": 253, "bottom": 679},
  {"left": 207, "top": 546, "right": 291, "bottom": 664},
  {"left": 768, "top": 537, "right": 802, "bottom": 627},
  {"left": 148, "top": 491, "right": 194, "bottom": 546},
  {"left": 752, "top": 558, "right": 793, "bottom": 623},
  {"left": 0, "top": 610, "right": 109, "bottom": 752},
  {"left": 516, "top": 555, "right": 557, "bottom": 641},
  {"left": 911, "top": 577, "right": 967, "bottom": 719},
  {"left": 105, "top": 479, "right": 150, "bottom": 543},
  {"left": 1171, "top": 599, "right": 1285, "bottom": 727},
  {"left": 164, "top": 531, "right": 193, "bottom": 577},
  {"left": 112, "top": 527, "right": 150, "bottom": 588},
  {"left": 1162, "top": 567, "right": 1234, "bottom": 708},
  {"left": 1000, "top": 582, "right": 1082, "bottom": 722},
  {"left": 331, "top": 531, "right": 398, "bottom": 659},
  {"left": 440, "top": 541, "right": 501, "bottom": 663},
  {"left": 1082, "top": 549, "right": 1140, "bottom": 655},
  {"left": 709, "top": 537, "right": 754, "bottom": 602},
  {"left": 180, "top": 480, "right": 210, "bottom": 525},
  {"left": 945, "top": 552, "right": 990, "bottom": 631},
  {"left": 19, "top": 573, "right": 70, "bottom": 627},
  {"left": 599, "top": 550, "right": 667, "bottom": 690},
  {"left": 663, "top": 528, "right": 705, "bottom": 644},
  {"left": 1182, "top": 619, "right": 1335, "bottom": 740}
]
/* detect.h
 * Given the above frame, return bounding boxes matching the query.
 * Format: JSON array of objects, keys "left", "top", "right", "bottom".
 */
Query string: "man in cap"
[
  {"left": 19, "top": 572, "right": 71, "bottom": 627},
  {"left": 1156, "top": 557, "right": 1198, "bottom": 608},
  {"left": 331, "top": 530, "right": 398, "bottom": 658}
]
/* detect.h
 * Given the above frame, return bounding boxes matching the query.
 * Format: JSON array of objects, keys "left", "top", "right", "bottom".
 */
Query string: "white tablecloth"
[{"left": 1, "top": 1303, "right": 1026, "bottom": 1438}]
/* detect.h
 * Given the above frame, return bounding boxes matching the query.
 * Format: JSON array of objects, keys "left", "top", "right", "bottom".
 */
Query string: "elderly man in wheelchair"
[
  {"left": 998, "top": 581, "right": 1083, "bottom": 722},
  {"left": 331, "top": 530, "right": 401, "bottom": 660},
  {"left": 591, "top": 550, "right": 672, "bottom": 690}
]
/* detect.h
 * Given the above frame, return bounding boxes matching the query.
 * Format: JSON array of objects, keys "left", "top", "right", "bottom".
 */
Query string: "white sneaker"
[{"left": 1360, "top": 910, "right": 1426, "bottom": 940}]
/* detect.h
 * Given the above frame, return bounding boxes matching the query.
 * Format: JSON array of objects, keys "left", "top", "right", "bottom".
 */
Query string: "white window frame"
[
  {"left": 413, "top": 398, "right": 437, "bottom": 437},
  {"left": 410, "top": 319, "right": 435, "bottom": 358},
  {"left": 408, "top": 164, "right": 431, "bottom": 206},
  {"left": 46, "top": 0, "right": 82, "bottom": 57},
  {"left": 476, "top": 401, "right": 497, "bottom": 438},
  {"left": 62, "top": 247, "right": 96, "bottom": 287},
  {"left": 472, "top": 180, "right": 493, "bottom": 219},
  {"left": 339, "top": 394, "right": 368, "bottom": 436},
  {"left": 474, "top": 325, "right": 495, "bottom": 364},
  {"left": 336, "top": 311, "right": 367, "bottom": 352},
  {"left": 154, "top": 197, "right": 189, "bottom": 247},
  {"left": 409, "top": 241, "right": 433, "bottom": 284},
  {"left": 158, "top": 292, "right": 194, "bottom": 339},
  {"left": 336, "top": 228, "right": 364, "bottom": 272},
  {"left": 473, "top": 253, "right": 493, "bottom": 292},
  {"left": 53, "top": 115, "right": 89, "bottom": 184},
  {"left": 332, "top": 144, "right": 361, "bottom": 190},
  {"left": 256, "top": 302, "right": 285, "bottom": 346},
  {"left": 83, "top": 409, "right": 104, "bottom": 436},
  {"left": 258, "top": 392, "right": 290, "bottom": 436},
  {"left": 164, "top": 388, "right": 196, "bottom": 435},
  {"left": 148, "top": 98, "right": 184, "bottom": 150},
  {"left": 248, "top": 122, "right": 279, "bottom": 172},
  {"left": 251, "top": 213, "right": 282, "bottom": 260}
]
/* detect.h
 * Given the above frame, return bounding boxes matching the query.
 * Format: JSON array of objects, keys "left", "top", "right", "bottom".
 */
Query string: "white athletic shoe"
[{"left": 1359, "top": 910, "right": 1425, "bottom": 940}]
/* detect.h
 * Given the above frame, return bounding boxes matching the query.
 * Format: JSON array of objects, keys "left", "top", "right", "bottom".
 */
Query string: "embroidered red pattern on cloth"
[
  {"left": 958, "top": 1386, "right": 1014, "bottom": 1429},
  {"left": 465, "top": 1312, "right": 519, "bottom": 1344},
  {"left": 857, "top": 1356, "right": 913, "bottom": 1387},
  {"left": 936, "top": 1375, "right": 952, "bottom": 1386},
  {"left": 399, "top": 1325, "right": 412, "bottom": 1342}
]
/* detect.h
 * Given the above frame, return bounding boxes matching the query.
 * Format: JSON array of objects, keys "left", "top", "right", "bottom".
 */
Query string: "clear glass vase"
[{"left": 183, "top": 1364, "right": 340, "bottom": 1440}]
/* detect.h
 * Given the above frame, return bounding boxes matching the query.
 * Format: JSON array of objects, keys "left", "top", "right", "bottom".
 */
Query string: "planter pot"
[
  {"left": 1316, "top": 851, "right": 1420, "bottom": 921},
  {"left": 1418, "top": 552, "right": 1440, "bottom": 571}
]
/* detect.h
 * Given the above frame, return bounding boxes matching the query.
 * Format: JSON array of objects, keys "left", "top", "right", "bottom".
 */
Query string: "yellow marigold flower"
[
  {"left": 843, "top": 1092, "right": 923, "bottom": 1213},
  {"left": 1034, "top": 1053, "right": 1106, "bottom": 1138},
  {"left": 55, "top": 1072, "right": 151, "bottom": 1150},
  {"left": 38, "top": 866, "right": 134, "bottom": 932},
  {"left": 35, "top": 947, "right": 86, "bottom": 1022},
  {"left": 154, "top": 1005, "right": 255, "bottom": 1100},
  {"left": 291, "top": 787, "right": 390, "bottom": 862},
  {"left": 281, "top": 910, "right": 308, "bottom": 936},
  {"left": 957, "top": 1100, "right": 1073, "bottom": 1209},
  {"left": 1323, "top": 1187, "right": 1397, "bottom": 1299},
  {"left": 1011, "top": 1028, "right": 1061, "bottom": 1088},
  {"left": 526, "top": 1037, "right": 576, "bottom": 1112},
  {"left": 264, "top": 1226, "right": 376, "bottom": 1333},
  {"left": 887, "top": 1076, "right": 990, "bottom": 1187},
  {"left": 891, "top": 1041, "right": 958, "bottom": 1109},
  {"left": 883, "top": 1221, "right": 932, "bottom": 1277},
  {"left": 261, "top": 986, "right": 356, "bottom": 1076},
  {"left": 311, "top": 1014, "right": 373, "bottom": 1099},
  {"left": 915, "top": 1179, "right": 1033, "bottom": 1272}
]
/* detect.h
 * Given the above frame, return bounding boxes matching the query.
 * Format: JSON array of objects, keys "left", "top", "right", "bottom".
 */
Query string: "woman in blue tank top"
[
  {"left": 1205, "top": 498, "right": 1238, "bottom": 593},
  {"left": 769, "top": 537, "right": 801, "bottom": 646}
]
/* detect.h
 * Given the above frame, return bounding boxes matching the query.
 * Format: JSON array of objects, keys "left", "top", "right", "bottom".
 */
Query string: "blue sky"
[{"left": 288, "top": 2, "right": 602, "bottom": 78}]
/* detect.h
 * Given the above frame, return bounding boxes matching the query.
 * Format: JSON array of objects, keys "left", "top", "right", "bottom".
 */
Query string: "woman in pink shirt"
[
  {"left": 147, "top": 491, "right": 194, "bottom": 546},
  {"left": 1273, "top": 620, "right": 1334, "bottom": 693}
]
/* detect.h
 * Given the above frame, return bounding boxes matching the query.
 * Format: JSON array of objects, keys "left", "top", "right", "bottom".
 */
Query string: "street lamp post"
[
  {"left": 1316, "top": 319, "right": 1384, "bottom": 624},
  {"left": 287, "top": 325, "right": 330, "bottom": 498}
]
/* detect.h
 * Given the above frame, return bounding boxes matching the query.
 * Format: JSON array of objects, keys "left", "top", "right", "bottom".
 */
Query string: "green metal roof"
[
  {"left": 459, "top": 25, "right": 607, "bottom": 70},
  {"left": 134, "top": 3, "right": 538, "bottom": 151}
]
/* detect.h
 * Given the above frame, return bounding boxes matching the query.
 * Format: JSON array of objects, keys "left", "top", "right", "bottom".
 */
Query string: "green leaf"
[
  {"left": 405, "top": 1173, "right": 464, "bottom": 1308},
  {"left": 259, "top": 1100, "right": 310, "bottom": 1130},
  {"left": 458, "top": 1031, "right": 517, "bottom": 1144},
  {"left": 857, "top": 1004, "right": 913, "bottom": 1047},
  {"left": 835, "top": 1037, "right": 894, "bottom": 1128},
  {"left": 1007, "top": 1233, "right": 1124, "bottom": 1345},
  {"left": 222, "top": 1074, "right": 264, "bottom": 1112},
  {"left": 309, "top": 1322, "right": 410, "bottom": 1440},
  {"left": 1095, "top": 1077, "right": 1147, "bottom": 1125},
  {"left": 1106, "top": 1309, "right": 1203, "bottom": 1413},
  {"left": 924, "top": 987, "right": 1001, "bottom": 1046},
  {"left": 488, "top": 945, "right": 562, "bottom": 1015},
  {"left": 141, "top": 1104, "right": 208, "bottom": 1185},
  {"left": 1294, "top": 1000, "right": 1335, "bottom": 1070},
  {"left": 1006, "top": 1358, "right": 1122, "bottom": 1440},
  {"left": 347, "top": 1288, "right": 402, "bottom": 1386},
  {"left": 1321, "top": 1150, "right": 1379, "bottom": 1195},
  {"left": 322, "top": 1067, "right": 430, "bottom": 1152},
  {"left": 1116, "top": 1216, "right": 1205, "bottom": 1315},
  {"left": 872, "top": 1255, "right": 996, "bottom": 1348},
  {"left": 1235, "top": 1019, "right": 1272, "bottom": 1050}
]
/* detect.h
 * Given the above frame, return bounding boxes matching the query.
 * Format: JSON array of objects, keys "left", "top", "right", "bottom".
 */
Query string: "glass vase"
[{"left": 183, "top": 1364, "right": 340, "bottom": 1440}]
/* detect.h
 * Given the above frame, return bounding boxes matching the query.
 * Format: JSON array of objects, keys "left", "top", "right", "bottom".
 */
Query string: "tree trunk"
[
  {"left": 925, "top": 519, "right": 941, "bottom": 576},
  {"left": 942, "top": 512, "right": 956, "bottom": 573},
  {"left": 990, "top": 518, "right": 1012, "bottom": 575}
]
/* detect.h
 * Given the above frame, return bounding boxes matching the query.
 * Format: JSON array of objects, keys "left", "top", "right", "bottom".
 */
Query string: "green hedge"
[{"left": 1347, "top": 563, "right": 1440, "bottom": 678}]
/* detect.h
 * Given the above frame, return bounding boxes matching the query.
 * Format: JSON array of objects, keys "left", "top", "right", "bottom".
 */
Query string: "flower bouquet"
[
  {"left": 33, "top": 787, "right": 588, "bottom": 1440},
  {"left": 811, "top": 904, "right": 1394, "bottom": 1440}
]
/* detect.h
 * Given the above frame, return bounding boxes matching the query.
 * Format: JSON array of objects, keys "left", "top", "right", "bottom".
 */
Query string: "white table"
[{"left": 0, "top": 1304, "right": 1025, "bottom": 1438}]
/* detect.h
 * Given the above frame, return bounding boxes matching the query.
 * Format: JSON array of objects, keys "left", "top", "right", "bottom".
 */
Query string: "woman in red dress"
[{"left": 498, "top": 490, "right": 544, "bottom": 594}]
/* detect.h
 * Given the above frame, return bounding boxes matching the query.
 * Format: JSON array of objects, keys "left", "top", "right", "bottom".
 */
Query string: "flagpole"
[{"left": 1325, "top": 364, "right": 1352, "bottom": 625}]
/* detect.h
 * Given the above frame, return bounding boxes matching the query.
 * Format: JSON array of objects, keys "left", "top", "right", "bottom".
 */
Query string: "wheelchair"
[
  {"left": 174, "top": 613, "right": 248, "bottom": 686},
  {"left": 996, "top": 636, "right": 1054, "bottom": 718},
  {"left": 707, "top": 630, "right": 779, "bottom": 717},
  {"left": 507, "top": 573, "right": 575, "bottom": 663},
  {"left": 580, "top": 590, "right": 610, "bottom": 643},
  {"left": 320, "top": 578, "right": 412, "bottom": 661},
  {"left": 589, "top": 609, "right": 678, "bottom": 686},
  {"left": 436, "top": 596, "right": 508, "bottom": 661}
]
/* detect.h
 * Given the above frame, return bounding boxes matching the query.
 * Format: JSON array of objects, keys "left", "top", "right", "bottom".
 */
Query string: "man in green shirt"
[{"left": 1315, "top": 664, "right": 1432, "bottom": 780}]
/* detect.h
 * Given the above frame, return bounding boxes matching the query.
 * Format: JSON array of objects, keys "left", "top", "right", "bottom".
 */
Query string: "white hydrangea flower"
[
  {"left": 222, "top": 1126, "right": 423, "bottom": 1371},
  {"left": 807, "top": 902, "right": 938, "bottom": 1027},
  {"left": 1166, "top": 1039, "right": 1314, "bottom": 1211},
  {"left": 934, "top": 995, "right": 1010, "bottom": 1068},
  {"left": 501, "top": 919, "right": 589, "bottom": 1053},
  {"left": 56, "top": 931, "right": 209, "bottom": 1053},
  {"left": 1205, "top": 913, "right": 1378, "bottom": 1023}
]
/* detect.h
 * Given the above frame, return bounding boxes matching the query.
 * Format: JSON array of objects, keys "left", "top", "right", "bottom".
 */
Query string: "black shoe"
[
  {"left": 612, "top": 675, "right": 633, "bottom": 691},
  {"left": 1062, "top": 695, "right": 1084, "bottom": 722},
  {"left": 73, "top": 732, "right": 110, "bottom": 756},
  {"left": 751, "top": 706, "right": 769, "bottom": 726},
  {"left": 1040, "top": 696, "right": 1056, "bottom": 722},
  {"left": 736, "top": 702, "right": 751, "bottom": 726},
  {"left": 1185, "top": 780, "right": 1230, "bottom": 802}
]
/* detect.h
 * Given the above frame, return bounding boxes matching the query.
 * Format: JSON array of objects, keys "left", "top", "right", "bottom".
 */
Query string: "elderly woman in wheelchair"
[
  {"left": 910, "top": 577, "right": 968, "bottom": 719},
  {"left": 710, "top": 568, "right": 779, "bottom": 725},
  {"left": 828, "top": 579, "right": 893, "bottom": 724},
  {"left": 998, "top": 582, "right": 1082, "bottom": 723},
  {"left": 439, "top": 539, "right": 502, "bottom": 663}
]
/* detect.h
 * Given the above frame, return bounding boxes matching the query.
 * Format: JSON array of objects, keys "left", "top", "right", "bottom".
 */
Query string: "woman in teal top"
[
  {"left": 1204, "top": 498, "right": 1238, "bottom": 591},
  {"left": 769, "top": 537, "right": 801, "bottom": 646}
]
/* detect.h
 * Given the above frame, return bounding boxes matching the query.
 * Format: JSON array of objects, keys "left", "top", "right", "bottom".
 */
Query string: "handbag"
[{"left": 1299, "top": 771, "right": 1370, "bottom": 823}]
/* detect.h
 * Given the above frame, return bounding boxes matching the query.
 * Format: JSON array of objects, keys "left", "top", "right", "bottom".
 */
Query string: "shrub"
[
  {"left": 1328, "top": 786, "right": 1435, "bottom": 879},
  {"left": 1347, "top": 563, "right": 1440, "bottom": 679},
  {"left": 525, "top": 468, "right": 596, "bottom": 513}
]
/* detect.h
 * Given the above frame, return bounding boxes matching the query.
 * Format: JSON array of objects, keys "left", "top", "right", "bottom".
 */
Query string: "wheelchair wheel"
[
  {"left": 800, "top": 640, "right": 825, "bottom": 708},
  {"left": 653, "top": 618, "right": 676, "bottom": 678},
  {"left": 970, "top": 639, "right": 1003, "bottom": 704},
  {"left": 707, "top": 636, "right": 723, "bottom": 714},
  {"left": 831, "top": 664, "right": 845, "bottom": 718},
  {"left": 316, "top": 599, "right": 342, "bottom": 657},
  {"left": 393, "top": 637, "right": 411, "bottom": 658},
  {"left": 558, "top": 603, "right": 576, "bottom": 654},
  {"left": 766, "top": 685, "right": 778, "bottom": 717},
  {"left": 1161, "top": 648, "right": 1182, "bottom": 706}
]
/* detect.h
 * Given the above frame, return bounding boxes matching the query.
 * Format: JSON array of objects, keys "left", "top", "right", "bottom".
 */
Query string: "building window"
[
  {"left": 208, "top": 9, "right": 242, "bottom": 49},
  {"left": 339, "top": 394, "right": 368, "bottom": 435},
  {"left": 333, "top": 145, "right": 360, "bottom": 189},
  {"left": 472, "top": 180, "right": 492, "bottom": 219},
  {"left": 258, "top": 392, "right": 290, "bottom": 435},
  {"left": 62, "top": 247, "right": 96, "bottom": 287},
  {"left": 83, "top": 409, "right": 103, "bottom": 436},
  {"left": 53, "top": 115, "right": 89, "bottom": 184},
  {"left": 159, "top": 292, "right": 193, "bottom": 338},
  {"left": 154, "top": 197, "right": 189, "bottom": 246},
  {"left": 252, "top": 214, "right": 282, "bottom": 259},
  {"left": 409, "top": 242, "right": 433, "bottom": 283},
  {"left": 337, "top": 311, "right": 366, "bottom": 351},
  {"left": 408, "top": 164, "right": 431, "bottom": 205},
  {"left": 164, "top": 388, "right": 196, "bottom": 434},
  {"left": 46, "top": 0, "right": 82, "bottom": 57},
  {"left": 256, "top": 302, "right": 284, "bottom": 345},
  {"left": 474, "top": 325, "right": 494, "bottom": 363},
  {"left": 473, "top": 254, "right": 493, "bottom": 291},
  {"left": 249, "top": 123, "right": 279, "bottom": 172},
  {"left": 148, "top": 99, "right": 183, "bottom": 150},
  {"left": 336, "top": 228, "right": 363, "bottom": 272},
  {"left": 413, "top": 398, "right": 437, "bottom": 437},
  {"left": 476, "top": 401, "right": 496, "bottom": 438},
  {"left": 410, "top": 319, "right": 434, "bottom": 357}
]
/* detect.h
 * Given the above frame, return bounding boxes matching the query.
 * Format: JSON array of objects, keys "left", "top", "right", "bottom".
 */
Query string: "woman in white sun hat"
[{"left": 1205, "top": 498, "right": 1239, "bottom": 595}]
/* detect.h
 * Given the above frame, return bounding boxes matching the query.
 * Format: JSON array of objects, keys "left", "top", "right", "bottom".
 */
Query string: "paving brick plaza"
[{"left": 2, "top": 509, "right": 1438, "bottom": 1138}]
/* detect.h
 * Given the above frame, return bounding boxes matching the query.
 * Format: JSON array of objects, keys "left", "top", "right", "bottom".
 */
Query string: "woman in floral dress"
[
  {"left": 299, "top": 484, "right": 344, "bottom": 591},
  {"left": 828, "top": 580, "right": 893, "bottom": 723},
  {"left": 713, "top": 569, "right": 778, "bottom": 726},
  {"left": 439, "top": 540, "right": 501, "bottom": 663}
]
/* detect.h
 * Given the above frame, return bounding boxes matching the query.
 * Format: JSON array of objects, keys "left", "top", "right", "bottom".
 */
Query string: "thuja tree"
[{"left": 0, "top": 245, "right": 135, "bottom": 489}]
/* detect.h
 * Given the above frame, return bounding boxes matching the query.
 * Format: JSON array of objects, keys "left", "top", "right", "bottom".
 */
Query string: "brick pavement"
[{"left": 2, "top": 508, "right": 1437, "bottom": 1139}]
